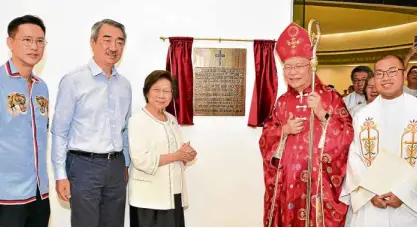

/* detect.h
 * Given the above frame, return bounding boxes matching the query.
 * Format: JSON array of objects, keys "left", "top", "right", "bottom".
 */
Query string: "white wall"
[{"left": 0, "top": 0, "right": 292, "bottom": 226}]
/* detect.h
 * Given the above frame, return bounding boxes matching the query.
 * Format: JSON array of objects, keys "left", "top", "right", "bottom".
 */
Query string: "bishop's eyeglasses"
[
  {"left": 374, "top": 67, "right": 404, "bottom": 79},
  {"left": 283, "top": 64, "right": 310, "bottom": 72}
]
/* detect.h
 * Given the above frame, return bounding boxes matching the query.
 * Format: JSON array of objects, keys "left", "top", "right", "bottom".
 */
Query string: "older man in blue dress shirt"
[{"left": 51, "top": 19, "right": 132, "bottom": 227}]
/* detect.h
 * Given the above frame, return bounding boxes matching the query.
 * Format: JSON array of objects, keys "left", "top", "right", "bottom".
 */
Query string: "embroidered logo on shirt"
[
  {"left": 359, "top": 117, "right": 379, "bottom": 166},
  {"left": 7, "top": 92, "right": 28, "bottom": 116},
  {"left": 35, "top": 96, "right": 49, "bottom": 116},
  {"left": 401, "top": 120, "right": 417, "bottom": 167}
]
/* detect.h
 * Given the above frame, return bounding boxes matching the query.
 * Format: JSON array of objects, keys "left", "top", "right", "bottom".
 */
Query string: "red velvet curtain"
[
  {"left": 248, "top": 40, "right": 278, "bottom": 127},
  {"left": 166, "top": 37, "right": 194, "bottom": 125}
]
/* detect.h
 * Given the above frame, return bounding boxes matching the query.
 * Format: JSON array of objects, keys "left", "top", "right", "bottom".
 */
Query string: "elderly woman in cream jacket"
[{"left": 128, "top": 70, "right": 197, "bottom": 227}]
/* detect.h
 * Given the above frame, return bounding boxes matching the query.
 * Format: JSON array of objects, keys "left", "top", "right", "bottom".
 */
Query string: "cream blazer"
[{"left": 128, "top": 108, "right": 188, "bottom": 210}]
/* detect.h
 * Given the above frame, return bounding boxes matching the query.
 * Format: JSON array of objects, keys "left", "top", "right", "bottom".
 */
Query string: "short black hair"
[
  {"left": 408, "top": 65, "right": 417, "bottom": 76},
  {"left": 350, "top": 66, "right": 373, "bottom": 82},
  {"left": 143, "top": 70, "right": 176, "bottom": 103},
  {"left": 8, "top": 15, "right": 46, "bottom": 38},
  {"left": 374, "top": 55, "right": 405, "bottom": 71}
]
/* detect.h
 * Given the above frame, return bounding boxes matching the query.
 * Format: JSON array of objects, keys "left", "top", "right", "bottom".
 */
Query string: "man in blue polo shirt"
[{"left": 0, "top": 15, "right": 50, "bottom": 226}]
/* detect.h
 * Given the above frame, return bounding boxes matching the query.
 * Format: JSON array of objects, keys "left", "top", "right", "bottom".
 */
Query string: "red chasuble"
[{"left": 259, "top": 80, "right": 353, "bottom": 227}]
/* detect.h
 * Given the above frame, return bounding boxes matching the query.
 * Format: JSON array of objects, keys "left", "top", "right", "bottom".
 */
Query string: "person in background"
[
  {"left": 342, "top": 89, "right": 348, "bottom": 97},
  {"left": 51, "top": 19, "right": 131, "bottom": 226},
  {"left": 351, "top": 74, "right": 379, "bottom": 118},
  {"left": 348, "top": 85, "right": 354, "bottom": 94},
  {"left": 343, "top": 66, "right": 373, "bottom": 117},
  {"left": 128, "top": 70, "right": 197, "bottom": 227},
  {"left": 363, "top": 74, "right": 379, "bottom": 105},
  {"left": 402, "top": 44, "right": 417, "bottom": 97},
  {"left": 403, "top": 66, "right": 417, "bottom": 97},
  {"left": 0, "top": 15, "right": 50, "bottom": 226}
]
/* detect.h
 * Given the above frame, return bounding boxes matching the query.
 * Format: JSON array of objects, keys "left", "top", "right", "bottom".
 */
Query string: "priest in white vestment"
[
  {"left": 340, "top": 56, "right": 417, "bottom": 227},
  {"left": 343, "top": 66, "right": 372, "bottom": 117}
]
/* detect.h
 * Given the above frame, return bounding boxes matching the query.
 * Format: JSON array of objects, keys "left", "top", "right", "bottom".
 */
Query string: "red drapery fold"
[
  {"left": 248, "top": 40, "right": 278, "bottom": 127},
  {"left": 166, "top": 37, "right": 194, "bottom": 125}
]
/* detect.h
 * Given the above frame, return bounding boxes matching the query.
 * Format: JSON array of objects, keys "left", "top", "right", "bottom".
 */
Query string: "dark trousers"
[
  {"left": 0, "top": 187, "right": 50, "bottom": 227},
  {"left": 66, "top": 151, "right": 126, "bottom": 227},
  {"left": 130, "top": 194, "right": 185, "bottom": 227}
]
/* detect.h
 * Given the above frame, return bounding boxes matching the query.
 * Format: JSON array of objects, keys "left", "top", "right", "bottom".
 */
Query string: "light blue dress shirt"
[
  {"left": 0, "top": 59, "right": 49, "bottom": 204},
  {"left": 51, "top": 58, "right": 131, "bottom": 180}
]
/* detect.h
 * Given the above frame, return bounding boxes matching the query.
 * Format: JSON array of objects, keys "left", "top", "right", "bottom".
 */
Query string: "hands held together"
[
  {"left": 371, "top": 192, "right": 403, "bottom": 209},
  {"left": 177, "top": 142, "right": 197, "bottom": 163}
]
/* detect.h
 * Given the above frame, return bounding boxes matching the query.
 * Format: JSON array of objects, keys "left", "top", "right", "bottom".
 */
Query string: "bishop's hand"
[
  {"left": 283, "top": 112, "right": 305, "bottom": 136},
  {"left": 307, "top": 92, "right": 326, "bottom": 121}
]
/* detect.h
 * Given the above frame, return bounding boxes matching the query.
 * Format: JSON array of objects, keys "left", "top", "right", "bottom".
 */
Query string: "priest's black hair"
[{"left": 407, "top": 65, "right": 417, "bottom": 76}]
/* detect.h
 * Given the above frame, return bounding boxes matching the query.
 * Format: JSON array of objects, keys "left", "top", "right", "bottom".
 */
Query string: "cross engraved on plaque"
[{"left": 215, "top": 50, "right": 225, "bottom": 67}]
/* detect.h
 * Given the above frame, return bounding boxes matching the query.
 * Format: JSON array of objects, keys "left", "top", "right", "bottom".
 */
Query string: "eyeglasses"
[
  {"left": 375, "top": 67, "right": 404, "bottom": 79},
  {"left": 151, "top": 88, "right": 173, "bottom": 96},
  {"left": 353, "top": 79, "right": 366, "bottom": 84},
  {"left": 14, "top": 36, "right": 47, "bottom": 48},
  {"left": 408, "top": 70, "right": 417, "bottom": 76},
  {"left": 283, "top": 64, "right": 310, "bottom": 72}
]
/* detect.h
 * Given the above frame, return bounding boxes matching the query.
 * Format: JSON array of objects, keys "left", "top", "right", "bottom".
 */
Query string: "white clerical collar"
[{"left": 380, "top": 93, "right": 404, "bottom": 105}]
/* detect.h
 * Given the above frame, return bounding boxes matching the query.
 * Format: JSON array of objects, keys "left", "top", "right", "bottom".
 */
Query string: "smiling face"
[
  {"left": 283, "top": 57, "right": 312, "bottom": 92},
  {"left": 365, "top": 77, "right": 379, "bottom": 103},
  {"left": 146, "top": 78, "right": 173, "bottom": 110},
  {"left": 7, "top": 23, "right": 45, "bottom": 67},
  {"left": 90, "top": 24, "right": 125, "bottom": 67},
  {"left": 374, "top": 56, "right": 405, "bottom": 100}
]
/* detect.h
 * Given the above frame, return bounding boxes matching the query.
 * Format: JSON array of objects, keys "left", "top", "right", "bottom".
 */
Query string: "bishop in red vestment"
[{"left": 259, "top": 23, "right": 354, "bottom": 227}]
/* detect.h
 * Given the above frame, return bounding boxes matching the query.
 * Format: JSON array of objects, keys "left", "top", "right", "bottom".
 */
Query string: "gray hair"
[{"left": 90, "top": 19, "right": 127, "bottom": 42}]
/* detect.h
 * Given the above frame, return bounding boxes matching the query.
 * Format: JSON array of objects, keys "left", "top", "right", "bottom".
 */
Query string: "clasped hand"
[
  {"left": 371, "top": 192, "right": 402, "bottom": 209},
  {"left": 177, "top": 142, "right": 197, "bottom": 162}
]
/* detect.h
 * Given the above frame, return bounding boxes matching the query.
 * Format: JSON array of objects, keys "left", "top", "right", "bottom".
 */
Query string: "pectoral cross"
[
  {"left": 404, "top": 132, "right": 417, "bottom": 167},
  {"left": 215, "top": 50, "right": 225, "bottom": 67},
  {"left": 296, "top": 93, "right": 308, "bottom": 103}
]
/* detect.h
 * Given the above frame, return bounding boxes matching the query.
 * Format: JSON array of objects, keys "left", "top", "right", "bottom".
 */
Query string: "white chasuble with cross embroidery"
[{"left": 340, "top": 93, "right": 417, "bottom": 226}]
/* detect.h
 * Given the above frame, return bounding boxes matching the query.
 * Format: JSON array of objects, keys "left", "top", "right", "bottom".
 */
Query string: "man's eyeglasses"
[
  {"left": 353, "top": 79, "right": 366, "bottom": 84},
  {"left": 283, "top": 64, "right": 310, "bottom": 72},
  {"left": 375, "top": 67, "right": 404, "bottom": 79},
  {"left": 14, "top": 36, "right": 47, "bottom": 48},
  {"left": 408, "top": 70, "right": 417, "bottom": 76}
]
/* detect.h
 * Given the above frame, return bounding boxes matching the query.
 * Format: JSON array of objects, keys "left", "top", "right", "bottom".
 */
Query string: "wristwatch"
[{"left": 323, "top": 112, "right": 330, "bottom": 121}]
